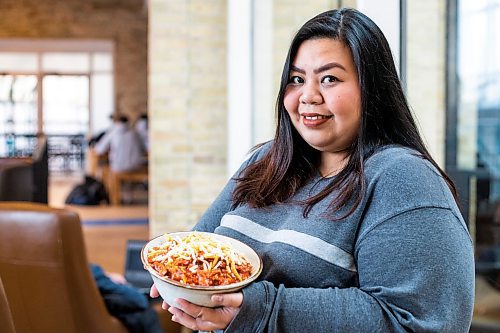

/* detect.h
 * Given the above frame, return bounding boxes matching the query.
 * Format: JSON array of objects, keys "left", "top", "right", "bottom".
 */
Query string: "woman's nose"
[{"left": 299, "top": 83, "right": 323, "bottom": 105}]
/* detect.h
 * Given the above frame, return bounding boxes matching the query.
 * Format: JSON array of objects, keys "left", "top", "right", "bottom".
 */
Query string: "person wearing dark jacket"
[{"left": 91, "top": 264, "right": 163, "bottom": 333}]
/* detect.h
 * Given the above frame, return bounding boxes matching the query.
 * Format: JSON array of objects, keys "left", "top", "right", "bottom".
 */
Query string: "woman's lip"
[{"left": 300, "top": 114, "right": 332, "bottom": 127}]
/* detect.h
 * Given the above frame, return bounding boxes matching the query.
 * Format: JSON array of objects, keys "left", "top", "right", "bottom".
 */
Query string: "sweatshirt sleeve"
[{"left": 225, "top": 206, "right": 474, "bottom": 333}]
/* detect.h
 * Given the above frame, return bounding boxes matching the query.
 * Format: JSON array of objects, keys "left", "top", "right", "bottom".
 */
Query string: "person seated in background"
[
  {"left": 94, "top": 115, "right": 145, "bottom": 173},
  {"left": 134, "top": 113, "right": 149, "bottom": 152},
  {"left": 88, "top": 114, "right": 119, "bottom": 148},
  {"left": 90, "top": 264, "right": 163, "bottom": 333}
]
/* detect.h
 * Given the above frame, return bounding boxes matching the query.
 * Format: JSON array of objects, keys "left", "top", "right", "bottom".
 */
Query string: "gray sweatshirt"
[{"left": 194, "top": 144, "right": 475, "bottom": 333}]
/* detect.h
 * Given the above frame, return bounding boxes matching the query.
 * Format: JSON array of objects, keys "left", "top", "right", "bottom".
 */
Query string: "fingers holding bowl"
[{"left": 149, "top": 283, "right": 159, "bottom": 298}]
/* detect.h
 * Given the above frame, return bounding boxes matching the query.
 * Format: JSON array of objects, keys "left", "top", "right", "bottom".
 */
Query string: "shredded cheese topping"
[{"left": 147, "top": 232, "right": 253, "bottom": 286}]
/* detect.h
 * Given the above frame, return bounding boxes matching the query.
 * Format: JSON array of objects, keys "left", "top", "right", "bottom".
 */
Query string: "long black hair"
[{"left": 232, "top": 8, "right": 458, "bottom": 218}]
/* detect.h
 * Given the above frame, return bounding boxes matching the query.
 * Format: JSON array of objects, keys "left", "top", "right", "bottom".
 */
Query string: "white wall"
[
  {"left": 357, "top": 0, "right": 401, "bottom": 71},
  {"left": 227, "top": 0, "right": 253, "bottom": 176}
]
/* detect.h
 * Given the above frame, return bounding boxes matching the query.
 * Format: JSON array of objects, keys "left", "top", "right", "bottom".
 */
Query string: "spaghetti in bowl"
[{"left": 141, "top": 231, "right": 262, "bottom": 307}]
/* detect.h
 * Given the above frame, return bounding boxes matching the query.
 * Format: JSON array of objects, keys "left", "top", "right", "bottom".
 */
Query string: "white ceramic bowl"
[{"left": 141, "top": 231, "right": 262, "bottom": 308}]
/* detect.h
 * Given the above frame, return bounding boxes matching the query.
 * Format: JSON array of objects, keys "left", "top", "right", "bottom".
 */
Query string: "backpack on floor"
[{"left": 65, "top": 175, "right": 109, "bottom": 205}]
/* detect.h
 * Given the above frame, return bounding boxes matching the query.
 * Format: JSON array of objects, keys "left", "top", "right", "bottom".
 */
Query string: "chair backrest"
[
  {"left": 0, "top": 158, "right": 33, "bottom": 202},
  {"left": 0, "top": 202, "right": 127, "bottom": 333}
]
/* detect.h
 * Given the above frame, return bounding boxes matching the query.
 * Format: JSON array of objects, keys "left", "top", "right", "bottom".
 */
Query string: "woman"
[{"left": 153, "top": 8, "right": 474, "bottom": 332}]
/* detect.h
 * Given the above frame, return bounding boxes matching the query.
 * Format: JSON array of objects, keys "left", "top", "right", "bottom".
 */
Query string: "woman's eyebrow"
[
  {"left": 290, "top": 65, "right": 305, "bottom": 74},
  {"left": 314, "top": 62, "right": 346, "bottom": 74},
  {"left": 290, "top": 62, "right": 347, "bottom": 74}
]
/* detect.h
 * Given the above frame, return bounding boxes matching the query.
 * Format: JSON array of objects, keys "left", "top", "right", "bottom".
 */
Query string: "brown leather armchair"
[
  {"left": 0, "top": 202, "right": 127, "bottom": 333},
  {"left": 0, "top": 277, "right": 15, "bottom": 333}
]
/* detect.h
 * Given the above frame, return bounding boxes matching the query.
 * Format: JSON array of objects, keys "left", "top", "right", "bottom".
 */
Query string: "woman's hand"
[
  {"left": 168, "top": 292, "right": 243, "bottom": 332},
  {"left": 150, "top": 284, "right": 243, "bottom": 330}
]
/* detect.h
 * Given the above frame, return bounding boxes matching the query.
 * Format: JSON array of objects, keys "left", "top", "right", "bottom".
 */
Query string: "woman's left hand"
[{"left": 168, "top": 292, "right": 243, "bottom": 332}]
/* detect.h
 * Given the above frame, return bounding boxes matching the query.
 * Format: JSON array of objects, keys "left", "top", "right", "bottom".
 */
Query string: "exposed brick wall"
[
  {"left": 0, "top": 0, "right": 148, "bottom": 120},
  {"left": 149, "top": 0, "right": 228, "bottom": 236}
]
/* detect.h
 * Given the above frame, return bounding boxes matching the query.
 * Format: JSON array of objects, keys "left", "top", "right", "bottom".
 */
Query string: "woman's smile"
[{"left": 300, "top": 113, "right": 333, "bottom": 127}]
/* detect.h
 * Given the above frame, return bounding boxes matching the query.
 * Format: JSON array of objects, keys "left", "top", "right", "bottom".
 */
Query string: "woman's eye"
[
  {"left": 289, "top": 76, "right": 303, "bottom": 84},
  {"left": 321, "top": 75, "right": 338, "bottom": 84}
]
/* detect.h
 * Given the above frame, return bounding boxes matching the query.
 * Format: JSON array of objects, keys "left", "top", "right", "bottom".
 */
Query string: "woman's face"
[{"left": 284, "top": 38, "right": 361, "bottom": 155}]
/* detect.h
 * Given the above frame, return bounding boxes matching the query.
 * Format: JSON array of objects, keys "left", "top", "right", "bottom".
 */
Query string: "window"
[
  {"left": 447, "top": 0, "right": 500, "bottom": 325},
  {"left": 0, "top": 39, "right": 114, "bottom": 172}
]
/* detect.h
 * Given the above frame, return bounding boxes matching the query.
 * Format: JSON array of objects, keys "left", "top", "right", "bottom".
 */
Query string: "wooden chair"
[
  {"left": 0, "top": 202, "right": 128, "bottom": 333},
  {"left": 109, "top": 166, "right": 148, "bottom": 205},
  {"left": 86, "top": 148, "right": 109, "bottom": 181}
]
